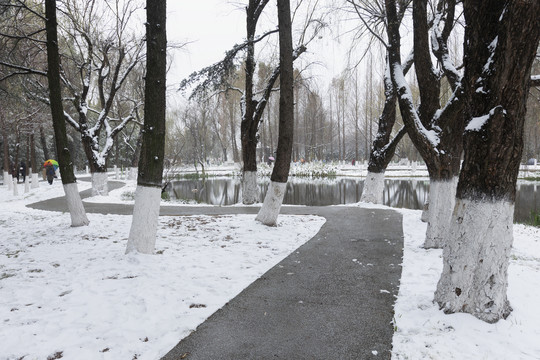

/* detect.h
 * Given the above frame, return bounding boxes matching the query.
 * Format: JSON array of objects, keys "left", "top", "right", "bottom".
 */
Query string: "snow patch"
[
  {"left": 483, "top": 36, "right": 498, "bottom": 74},
  {"left": 465, "top": 106, "right": 506, "bottom": 132}
]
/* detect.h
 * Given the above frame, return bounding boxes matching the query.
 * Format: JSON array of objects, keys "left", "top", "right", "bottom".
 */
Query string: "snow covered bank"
[{"left": 392, "top": 208, "right": 540, "bottom": 359}]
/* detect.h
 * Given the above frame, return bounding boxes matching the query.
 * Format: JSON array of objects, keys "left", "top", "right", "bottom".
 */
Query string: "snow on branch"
[
  {"left": 430, "top": 6, "right": 461, "bottom": 90},
  {"left": 0, "top": 60, "right": 47, "bottom": 78},
  {"left": 393, "top": 62, "right": 440, "bottom": 149},
  {"left": 465, "top": 105, "right": 505, "bottom": 132},
  {"left": 64, "top": 111, "right": 80, "bottom": 131}
]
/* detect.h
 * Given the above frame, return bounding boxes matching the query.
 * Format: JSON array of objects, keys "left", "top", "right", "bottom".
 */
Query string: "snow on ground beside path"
[
  {"left": 392, "top": 208, "right": 540, "bottom": 360},
  {"left": 0, "top": 182, "right": 325, "bottom": 360}
]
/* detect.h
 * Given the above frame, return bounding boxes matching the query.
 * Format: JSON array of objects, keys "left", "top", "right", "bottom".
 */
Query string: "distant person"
[
  {"left": 46, "top": 164, "right": 55, "bottom": 185},
  {"left": 19, "top": 161, "right": 27, "bottom": 183},
  {"left": 12, "top": 164, "right": 19, "bottom": 183}
]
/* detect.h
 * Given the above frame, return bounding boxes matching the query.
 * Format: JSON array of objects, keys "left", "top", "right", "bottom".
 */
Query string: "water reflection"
[{"left": 167, "top": 177, "right": 539, "bottom": 223}]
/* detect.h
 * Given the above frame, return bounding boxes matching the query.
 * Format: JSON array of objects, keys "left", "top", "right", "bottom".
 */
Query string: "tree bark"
[
  {"left": 126, "top": 0, "right": 167, "bottom": 254},
  {"left": 385, "top": 0, "right": 464, "bottom": 248},
  {"left": 39, "top": 124, "right": 49, "bottom": 162},
  {"left": 256, "top": 0, "right": 294, "bottom": 226},
  {"left": 30, "top": 131, "right": 39, "bottom": 188},
  {"left": 45, "top": 0, "right": 89, "bottom": 227},
  {"left": 435, "top": 0, "right": 540, "bottom": 323}
]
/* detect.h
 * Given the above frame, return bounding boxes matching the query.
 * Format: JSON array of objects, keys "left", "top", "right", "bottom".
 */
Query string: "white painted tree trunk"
[
  {"left": 255, "top": 181, "right": 287, "bottom": 226},
  {"left": 421, "top": 200, "right": 429, "bottom": 222},
  {"left": 128, "top": 167, "right": 138, "bottom": 180},
  {"left": 31, "top": 173, "right": 39, "bottom": 189},
  {"left": 91, "top": 172, "right": 109, "bottom": 196},
  {"left": 434, "top": 198, "right": 513, "bottom": 323},
  {"left": 4, "top": 171, "right": 10, "bottom": 189},
  {"left": 242, "top": 170, "right": 259, "bottom": 205},
  {"left": 114, "top": 165, "right": 119, "bottom": 179},
  {"left": 424, "top": 178, "right": 458, "bottom": 248},
  {"left": 125, "top": 185, "right": 161, "bottom": 254},
  {"left": 12, "top": 178, "right": 18, "bottom": 196},
  {"left": 24, "top": 176, "right": 30, "bottom": 193},
  {"left": 63, "top": 183, "right": 90, "bottom": 227},
  {"left": 360, "top": 171, "right": 385, "bottom": 204}
]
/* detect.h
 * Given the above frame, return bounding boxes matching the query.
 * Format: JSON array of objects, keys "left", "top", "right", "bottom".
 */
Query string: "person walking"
[
  {"left": 19, "top": 161, "right": 27, "bottom": 183},
  {"left": 46, "top": 164, "right": 55, "bottom": 185}
]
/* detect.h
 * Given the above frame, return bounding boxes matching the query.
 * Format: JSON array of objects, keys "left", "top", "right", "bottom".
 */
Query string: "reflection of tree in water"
[
  {"left": 385, "top": 180, "right": 429, "bottom": 210},
  {"left": 167, "top": 178, "right": 538, "bottom": 218},
  {"left": 515, "top": 183, "right": 540, "bottom": 223}
]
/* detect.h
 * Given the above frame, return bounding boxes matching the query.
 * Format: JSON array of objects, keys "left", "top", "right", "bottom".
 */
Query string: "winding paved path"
[{"left": 28, "top": 180, "right": 404, "bottom": 359}]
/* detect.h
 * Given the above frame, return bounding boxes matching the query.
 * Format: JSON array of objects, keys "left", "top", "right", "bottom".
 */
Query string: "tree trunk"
[
  {"left": 30, "top": 132, "right": 39, "bottom": 188},
  {"left": 126, "top": 0, "right": 167, "bottom": 254},
  {"left": 361, "top": 58, "right": 407, "bottom": 204},
  {"left": 435, "top": 0, "right": 540, "bottom": 323},
  {"left": 256, "top": 0, "right": 294, "bottom": 226},
  {"left": 45, "top": 0, "right": 89, "bottom": 227},
  {"left": 240, "top": 1, "right": 261, "bottom": 204},
  {"left": 39, "top": 124, "right": 50, "bottom": 162},
  {"left": 385, "top": 0, "right": 464, "bottom": 248},
  {"left": 2, "top": 124, "right": 11, "bottom": 189}
]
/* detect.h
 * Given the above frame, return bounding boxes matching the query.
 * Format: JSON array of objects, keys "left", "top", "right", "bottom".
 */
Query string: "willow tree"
[
  {"left": 434, "top": 0, "right": 540, "bottom": 323},
  {"left": 256, "top": 0, "right": 294, "bottom": 226},
  {"left": 125, "top": 0, "right": 167, "bottom": 254},
  {"left": 45, "top": 0, "right": 88, "bottom": 227}
]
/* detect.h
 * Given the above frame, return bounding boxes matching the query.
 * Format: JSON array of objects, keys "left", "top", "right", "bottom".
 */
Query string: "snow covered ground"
[
  {"left": 391, "top": 209, "right": 540, "bottom": 360},
  {"left": 1, "top": 178, "right": 539, "bottom": 359},
  {"left": 0, "top": 180, "right": 324, "bottom": 360}
]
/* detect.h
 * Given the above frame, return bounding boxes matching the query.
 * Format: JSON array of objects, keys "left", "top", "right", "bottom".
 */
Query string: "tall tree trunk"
[
  {"left": 361, "top": 55, "right": 412, "bottom": 204},
  {"left": 240, "top": 1, "right": 263, "bottom": 205},
  {"left": 329, "top": 91, "right": 333, "bottom": 158},
  {"left": 2, "top": 124, "right": 11, "bottom": 189},
  {"left": 386, "top": 0, "right": 464, "bottom": 248},
  {"left": 435, "top": 0, "right": 540, "bottom": 323},
  {"left": 126, "top": 0, "right": 167, "bottom": 254},
  {"left": 256, "top": 0, "right": 294, "bottom": 226},
  {"left": 30, "top": 131, "right": 39, "bottom": 188},
  {"left": 45, "top": 0, "right": 89, "bottom": 227},
  {"left": 39, "top": 124, "right": 50, "bottom": 162}
]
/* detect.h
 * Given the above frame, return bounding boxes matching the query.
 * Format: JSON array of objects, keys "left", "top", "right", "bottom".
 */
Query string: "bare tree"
[
  {"left": 45, "top": 0, "right": 89, "bottom": 227},
  {"left": 59, "top": 0, "right": 144, "bottom": 195},
  {"left": 434, "top": 0, "right": 540, "bottom": 323},
  {"left": 385, "top": 0, "right": 465, "bottom": 248},
  {"left": 126, "top": 0, "right": 167, "bottom": 254},
  {"left": 256, "top": 0, "right": 295, "bottom": 226}
]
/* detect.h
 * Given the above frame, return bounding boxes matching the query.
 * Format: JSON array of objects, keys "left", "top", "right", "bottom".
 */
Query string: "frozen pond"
[{"left": 167, "top": 177, "right": 540, "bottom": 223}]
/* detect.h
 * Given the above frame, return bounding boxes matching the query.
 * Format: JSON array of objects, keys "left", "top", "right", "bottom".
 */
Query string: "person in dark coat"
[
  {"left": 12, "top": 164, "right": 19, "bottom": 183},
  {"left": 20, "top": 161, "right": 27, "bottom": 183},
  {"left": 46, "top": 164, "right": 55, "bottom": 185}
]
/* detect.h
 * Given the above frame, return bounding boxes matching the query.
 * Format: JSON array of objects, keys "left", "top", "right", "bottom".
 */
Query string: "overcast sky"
[
  {"left": 163, "top": 1, "right": 385, "bottom": 102},
  {"left": 166, "top": 1, "right": 247, "bottom": 87}
]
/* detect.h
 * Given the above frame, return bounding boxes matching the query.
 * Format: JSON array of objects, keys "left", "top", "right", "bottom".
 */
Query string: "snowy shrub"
[{"left": 121, "top": 191, "right": 135, "bottom": 201}]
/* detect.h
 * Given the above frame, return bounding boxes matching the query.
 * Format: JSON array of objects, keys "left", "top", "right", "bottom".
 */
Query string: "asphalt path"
[{"left": 27, "top": 180, "right": 404, "bottom": 360}]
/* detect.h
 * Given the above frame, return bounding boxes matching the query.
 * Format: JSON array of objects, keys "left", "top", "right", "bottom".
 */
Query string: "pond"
[{"left": 166, "top": 177, "right": 540, "bottom": 224}]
